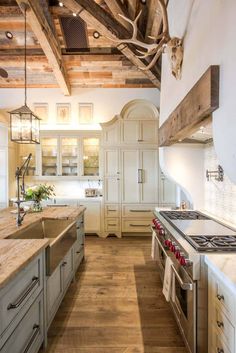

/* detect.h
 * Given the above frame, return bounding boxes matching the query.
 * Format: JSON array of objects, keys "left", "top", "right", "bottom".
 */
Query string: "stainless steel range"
[{"left": 152, "top": 209, "right": 236, "bottom": 353}]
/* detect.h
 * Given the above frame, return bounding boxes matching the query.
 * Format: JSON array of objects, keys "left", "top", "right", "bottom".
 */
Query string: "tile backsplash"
[{"left": 204, "top": 143, "right": 236, "bottom": 226}]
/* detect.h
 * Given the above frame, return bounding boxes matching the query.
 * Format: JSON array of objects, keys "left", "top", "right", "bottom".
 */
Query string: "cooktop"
[{"left": 159, "top": 210, "right": 236, "bottom": 252}]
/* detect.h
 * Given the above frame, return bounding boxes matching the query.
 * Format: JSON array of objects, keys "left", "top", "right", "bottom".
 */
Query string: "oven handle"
[
  {"left": 171, "top": 264, "right": 193, "bottom": 291},
  {"left": 152, "top": 229, "right": 168, "bottom": 258}
]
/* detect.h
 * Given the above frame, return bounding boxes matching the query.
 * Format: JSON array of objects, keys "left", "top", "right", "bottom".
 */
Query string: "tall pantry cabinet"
[{"left": 101, "top": 100, "right": 159, "bottom": 238}]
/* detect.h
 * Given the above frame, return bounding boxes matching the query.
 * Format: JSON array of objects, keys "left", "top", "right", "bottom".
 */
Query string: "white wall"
[
  {"left": 204, "top": 144, "right": 236, "bottom": 226},
  {"left": 0, "top": 87, "right": 159, "bottom": 128},
  {"left": 159, "top": 0, "right": 236, "bottom": 208},
  {"left": 159, "top": 144, "right": 205, "bottom": 209}
]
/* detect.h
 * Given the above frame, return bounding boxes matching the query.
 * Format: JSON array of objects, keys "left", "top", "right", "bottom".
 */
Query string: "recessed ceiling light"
[
  {"left": 93, "top": 31, "right": 100, "bottom": 39},
  {"left": 72, "top": 12, "right": 77, "bottom": 17},
  {"left": 59, "top": 1, "right": 63, "bottom": 7},
  {"left": 140, "top": 0, "right": 146, "bottom": 4},
  {"left": 5, "top": 31, "right": 13, "bottom": 40}
]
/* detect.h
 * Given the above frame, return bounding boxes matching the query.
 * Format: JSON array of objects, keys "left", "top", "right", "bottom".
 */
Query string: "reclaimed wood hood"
[{"left": 159, "top": 65, "right": 219, "bottom": 146}]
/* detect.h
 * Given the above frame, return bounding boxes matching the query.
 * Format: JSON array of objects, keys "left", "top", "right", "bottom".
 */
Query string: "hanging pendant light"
[{"left": 9, "top": 3, "right": 40, "bottom": 144}]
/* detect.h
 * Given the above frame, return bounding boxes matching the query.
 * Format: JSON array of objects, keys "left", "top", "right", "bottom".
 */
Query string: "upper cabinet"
[
  {"left": 100, "top": 100, "right": 159, "bottom": 147},
  {"left": 21, "top": 131, "right": 101, "bottom": 179}
]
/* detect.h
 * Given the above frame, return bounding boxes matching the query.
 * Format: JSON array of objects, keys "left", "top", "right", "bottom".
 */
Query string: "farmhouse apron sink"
[{"left": 7, "top": 218, "right": 77, "bottom": 275}]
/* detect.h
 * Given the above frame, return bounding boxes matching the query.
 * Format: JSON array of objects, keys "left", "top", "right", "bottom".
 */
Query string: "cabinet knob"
[
  {"left": 216, "top": 320, "right": 224, "bottom": 328},
  {"left": 62, "top": 261, "right": 67, "bottom": 267},
  {"left": 216, "top": 294, "right": 224, "bottom": 301},
  {"left": 217, "top": 348, "right": 224, "bottom": 353}
]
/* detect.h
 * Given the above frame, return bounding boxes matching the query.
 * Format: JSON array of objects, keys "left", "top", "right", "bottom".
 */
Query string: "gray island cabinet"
[{"left": 0, "top": 206, "right": 85, "bottom": 353}]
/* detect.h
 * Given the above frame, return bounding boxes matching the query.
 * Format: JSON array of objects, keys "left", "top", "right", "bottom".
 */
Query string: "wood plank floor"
[{"left": 44, "top": 236, "right": 187, "bottom": 353}]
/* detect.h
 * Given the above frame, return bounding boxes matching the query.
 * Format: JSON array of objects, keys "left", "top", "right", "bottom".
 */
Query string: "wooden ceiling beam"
[
  {"left": 103, "top": 0, "right": 131, "bottom": 30},
  {"left": 15, "top": 0, "right": 71, "bottom": 95},
  {"left": 63, "top": 0, "right": 160, "bottom": 87},
  {"left": 145, "top": 0, "right": 168, "bottom": 42}
]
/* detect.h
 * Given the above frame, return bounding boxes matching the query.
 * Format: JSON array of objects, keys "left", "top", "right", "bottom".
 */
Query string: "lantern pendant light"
[{"left": 9, "top": 3, "right": 40, "bottom": 144}]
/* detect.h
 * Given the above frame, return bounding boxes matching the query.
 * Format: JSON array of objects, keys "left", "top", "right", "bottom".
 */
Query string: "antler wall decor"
[{"left": 108, "top": 0, "right": 184, "bottom": 79}]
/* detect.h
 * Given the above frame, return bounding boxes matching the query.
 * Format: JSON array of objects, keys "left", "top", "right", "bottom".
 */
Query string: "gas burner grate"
[
  {"left": 160, "top": 211, "right": 209, "bottom": 221},
  {"left": 189, "top": 235, "right": 236, "bottom": 251}
]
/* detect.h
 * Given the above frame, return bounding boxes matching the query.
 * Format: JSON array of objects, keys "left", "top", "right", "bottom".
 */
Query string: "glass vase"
[{"left": 32, "top": 200, "right": 42, "bottom": 212}]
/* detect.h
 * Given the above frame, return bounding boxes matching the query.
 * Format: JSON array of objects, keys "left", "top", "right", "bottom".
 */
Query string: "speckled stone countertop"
[
  {"left": 0, "top": 206, "right": 85, "bottom": 289},
  {"left": 0, "top": 239, "right": 49, "bottom": 289},
  {"left": 0, "top": 206, "right": 86, "bottom": 239}
]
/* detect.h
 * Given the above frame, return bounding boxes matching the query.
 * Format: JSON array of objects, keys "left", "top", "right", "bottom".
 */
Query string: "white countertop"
[{"left": 205, "top": 254, "right": 236, "bottom": 294}]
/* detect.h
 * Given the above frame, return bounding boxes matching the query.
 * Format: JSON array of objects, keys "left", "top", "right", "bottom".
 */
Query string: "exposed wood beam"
[
  {"left": 159, "top": 66, "right": 220, "bottom": 146},
  {"left": 0, "top": 5, "right": 21, "bottom": 16},
  {"left": 103, "top": 0, "right": 131, "bottom": 30},
  {"left": 15, "top": 0, "right": 71, "bottom": 95},
  {"left": 0, "top": 48, "right": 45, "bottom": 56},
  {"left": 63, "top": 0, "right": 160, "bottom": 87},
  {"left": 145, "top": 0, "right": 168, "bottom": 42}
]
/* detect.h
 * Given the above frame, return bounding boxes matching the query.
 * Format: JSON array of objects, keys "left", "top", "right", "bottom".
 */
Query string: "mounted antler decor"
[{"left": 108, "top": 0, "right": 184, "bottom": 79}]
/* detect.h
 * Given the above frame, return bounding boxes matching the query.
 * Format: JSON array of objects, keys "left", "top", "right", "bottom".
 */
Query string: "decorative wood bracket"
[{"left": 159, "top": 65, "right": 220, "bottom": 146}]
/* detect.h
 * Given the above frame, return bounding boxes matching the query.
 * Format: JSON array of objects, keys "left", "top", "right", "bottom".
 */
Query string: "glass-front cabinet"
[
  {"left": 41, "top": 138, "right": 58, "bottom": 176},
  {"left": 61, "top": 138, "right": 78, "bottom": 176},
  {"left": 37, "top": 132, "right": 100, "bottom": 178},
  {"left": 83, "top": 138, "right": 99, "bottom": 176}
]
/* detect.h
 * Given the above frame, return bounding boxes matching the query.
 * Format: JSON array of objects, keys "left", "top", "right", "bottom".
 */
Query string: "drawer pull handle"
[
  {"left": 76, "top": 251, "right": 80, "bottom": 254},
  {"left": 130, "top": 209, "right": 151, "bottom": 212},
  {"left": 129, "top": 224, "right": 150, "bottom": 227},
  {"left": 217, "top": 348, "right": 224, "bottom": 353},
  {"left": 108, "top": 224, "right": 117, "bottom": 226},
  {"left": 216, "top": 294, "right": 224, "bottom": 301},
  {"left": 108, "top": 210, "right": 117, "bottom": 212},
  {"left": 62, "top": 261, "right": 67, "bottom": 267},
  {"left": 216, "top": 320, "right": 224, "bottom": 328},
  {"left": 7, "top": 276, "right": 39, "bottom": 310},
  {"left": 22, "top": 324, "right": 40, "bottom": 353}
]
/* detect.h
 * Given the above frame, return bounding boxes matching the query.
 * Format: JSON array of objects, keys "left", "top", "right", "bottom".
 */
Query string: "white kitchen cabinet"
[
  {"left": 121, "top": 149, "right": 158, "bottom": 204},
  {"left": 79, "top": 201, "right": 101, "bottom": 236},
  {"left": 121, "top": 120, "right": 158, "bottom": 144},
  {"left": 158, "top": 170, "right": 177, "bottom": 206},
  {"left": 100, "top": 100, "right": 159, "bottom": 237},
  {"left": 208, "top": 266, "right": 236, "bottom": 353}
]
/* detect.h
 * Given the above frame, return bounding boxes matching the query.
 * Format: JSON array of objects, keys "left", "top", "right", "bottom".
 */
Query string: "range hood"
[{"left": 180, "top": 120, "right": 213, "bottom": 144}]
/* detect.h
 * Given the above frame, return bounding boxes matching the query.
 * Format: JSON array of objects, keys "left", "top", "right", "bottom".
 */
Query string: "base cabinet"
[
  {"left": 0, "top": 253, "right": 45, "bottom": 353},
  {"left": 208, "top": 267, "right": 236, "bottom": 353},
  {"left": 46, "top": 214, "right": 85, "bottom": 328}
]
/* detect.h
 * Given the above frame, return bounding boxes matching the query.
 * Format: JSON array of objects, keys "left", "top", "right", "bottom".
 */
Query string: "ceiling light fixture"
[
  {"left": 72, "top": 12, "right": 77, "bottom": 17},
  {"left": 0, "top": 68, "right": 8, "bottom": 78},
  {"left": 140, "top": 0, "right": 146, "bottom": 4},
  {"left": 9, "top": 3, "right": 40, "bottom": 144},
  {"left": 5, "top": 31, "right": 13, "bottom": 40},
  {"left": 93, "top": 31, "right": 100, "bottom": 39},
  {"left": 59, "top": 1, "right": 63, "bottom": 7}
]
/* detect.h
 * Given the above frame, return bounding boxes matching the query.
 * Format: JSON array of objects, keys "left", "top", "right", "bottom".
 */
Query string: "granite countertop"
[
  {"left": 0, "top": 206, "right": 86, "bottom": 289},
  {"left": 0, "top": 206, "right": 86, "bottom": 239},
  {"left": 0, "top": 239, "right": 49, "bottom": 289}
]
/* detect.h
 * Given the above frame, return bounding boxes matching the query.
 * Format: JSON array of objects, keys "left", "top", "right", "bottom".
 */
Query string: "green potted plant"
[{"left": 25, "top": 184, "right": 55, "bottom": 212}]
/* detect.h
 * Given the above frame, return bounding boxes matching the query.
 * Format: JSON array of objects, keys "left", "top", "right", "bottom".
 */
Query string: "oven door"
[
  {"left": 151, "top": 228, "right": 167, "bottom": 282},
  {"left": 171, "top": 265, "right": 196, "bottom": 353}
]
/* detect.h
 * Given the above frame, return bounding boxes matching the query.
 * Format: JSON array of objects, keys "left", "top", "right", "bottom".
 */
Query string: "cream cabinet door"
[
  {"left": 121, "top": 121, "right": 139, "bottom": 144},
  {"left": 121, "top": 150, "right": 140, "bottom": 203},
  {"left": 159, "top": 170, "right": 177, "bottom": 205},
  {"left": 102, "top": 120, "right": 120, "bottom": 145},
  {"left": 104, "top": 177, "right": 120, "bottom": 203},
  {"left": 104, "top": 149, "right": 119, "bottom": 177},
  {"left": 140, "top": 121, "right": 158, "bottom": 144},
  {"left": 80, "top": 201, "right": 101, "bottom": 233},
  {"left": 140, "top": 150, "right": 158, "bottom": 203}
]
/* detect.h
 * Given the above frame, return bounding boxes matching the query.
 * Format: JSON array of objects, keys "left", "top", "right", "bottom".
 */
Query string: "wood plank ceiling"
[{"left": 0, "top": 0, "right": 163, "bottom": 93}]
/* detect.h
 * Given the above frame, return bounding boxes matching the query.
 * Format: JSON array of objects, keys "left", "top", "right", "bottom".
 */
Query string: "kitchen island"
[{"left": 0, "top": 206, "right": 86, "bottom": 353}]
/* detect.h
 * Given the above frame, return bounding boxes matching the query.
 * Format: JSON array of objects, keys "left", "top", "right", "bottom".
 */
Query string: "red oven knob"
[
  {"left": 164, "top": 239, "right": 171, "bottom": 248},
  {"left": 179, "top": 256, "right": 186, "bottom": 266},
  {"left": 175, "top": 250, "right": 181, "bottom": 259},
  {"left": 170, "top": 245, "right": 176, "bottom": 253}
]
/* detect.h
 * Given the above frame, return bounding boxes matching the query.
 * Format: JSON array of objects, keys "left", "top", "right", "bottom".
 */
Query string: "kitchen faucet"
[{"left": 15, "top": 153, "right": 32, "bottom": 226}]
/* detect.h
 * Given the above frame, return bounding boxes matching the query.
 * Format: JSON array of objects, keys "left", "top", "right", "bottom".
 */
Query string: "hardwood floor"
[{"left": 45, "top": 236, "right": 187, "bottom": 353}]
